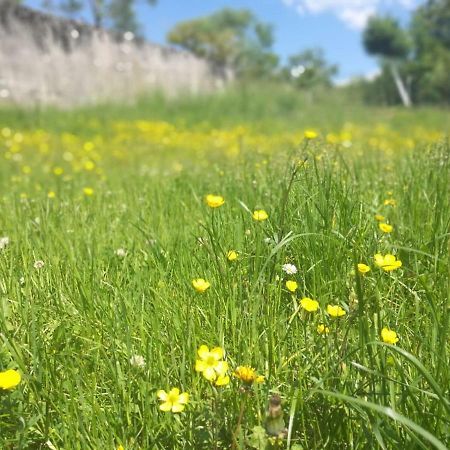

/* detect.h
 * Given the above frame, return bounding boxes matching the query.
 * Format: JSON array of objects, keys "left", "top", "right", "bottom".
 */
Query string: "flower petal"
[
  {"left": 171, "top": 403, "right": 186, "bottom": 413},
  {"left": 195, "top": 360, "right": 207, "bottom": 372},
  {"left": 215, "top": 360, "right": 229, "bottom": 376},
  {"left": 197, "top": 345, "right": 210, "bottom": 360},
  {"left": 156, "top": 390, "right": 168, "bottom": 401},
  {"left": 178, "top": 393, "right": 189, "bottom": 404},
  {"left": 210, "top": 347, "right": 224, "bottom": 360},
  {"left": 203, "top": 366, "right": 217, "bottom": 381},
  {"left": 159, "top": 401, "right": 172, "bottom": 412}
]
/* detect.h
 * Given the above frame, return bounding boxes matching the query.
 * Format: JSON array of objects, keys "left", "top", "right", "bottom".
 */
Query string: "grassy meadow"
[{"left": 0, "top": 86, "right": 449, "bottom": 449}]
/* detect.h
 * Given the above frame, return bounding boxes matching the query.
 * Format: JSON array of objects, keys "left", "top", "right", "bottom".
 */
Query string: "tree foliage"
[{"left": 167, "top": 8, "right": 279, "bottom": 80}]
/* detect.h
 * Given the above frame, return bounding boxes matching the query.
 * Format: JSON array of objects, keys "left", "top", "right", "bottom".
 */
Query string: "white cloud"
[{"left": 281, "top": 0, "right": 419, "bottom": 30}]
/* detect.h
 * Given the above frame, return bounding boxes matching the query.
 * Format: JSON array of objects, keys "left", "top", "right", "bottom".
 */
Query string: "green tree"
[
  {"left": 42, "top": 0, "right": 156, "bottom": 33},
  {"left": 283, "top": 48, "right": 338, "bottom": 89},
  {"left": 363, "top": 16, "right": 412, "bottom": 106},
  {"left": 167, "top": 9, "right": 279, "bottom": 80}
]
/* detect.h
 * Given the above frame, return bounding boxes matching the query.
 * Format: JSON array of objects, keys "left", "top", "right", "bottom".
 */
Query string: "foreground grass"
[{"left": 0, "top": 90, "right": 449, "bottom": 449}]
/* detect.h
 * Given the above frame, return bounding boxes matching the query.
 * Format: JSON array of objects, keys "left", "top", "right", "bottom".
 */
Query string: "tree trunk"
[{"left": 389, "top": 62, "right": 412, "bottom": 107}]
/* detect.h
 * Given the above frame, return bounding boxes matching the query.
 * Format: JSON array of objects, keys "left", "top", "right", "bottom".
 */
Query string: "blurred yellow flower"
[
  {"left": 53, "top": 167, "right": 64, "bottom": 176},
  {"left": 357, "top": 264, "right": 371, "bottom": 274},
  {"left": 192, "top": 278, "right": 210, "bottom": 293},
  {"left": 384, "top": 198, "right": 397, "bottom": 207},
  {"left": 47, "top": 191, "right": 56, "bottom": 199},
  {"left": 205, "top": 194, "right": 225, "bottom": 208},
  {"left": 227, "top": 250, "right": 238, "bottom": 261},
  {"left": 84, "top": 161, "right": 95, "bottom": 171},
  {"left": 286, "top": 280, "right": 298, "bottom": 292},
  {"left": 317, "top": 324, "right": 330, "bottom": 334},
  {"left": 374, "top": 253, "right": 402, "bottom": 271},
  {"left": 0, "top": 369, "right": 21, "bottom": 390},
  {"left": 252, "top": 210, "right": 268, "bottom": 221},
  {"left": 195, "top": 345, "right": 229, "bottom": 386},
  {"left": 300, "top": 297, "right": 319, "bottom": 312},
  {"left": 234, "top": 366, "right": 264, "bottom": 385},
  {"left": 157, "top": 388, "right": 189, "bottom": 413},
  {"left": 83, "top": 187, "right": 94, "bottom": 196},
  {"left": 381, "top": 327, "right": 399, "bottom": 344},
  {"left": 379, "top": 223, "right": 393, "bottom": 233},
  {"left": 327, "top": 304, "right": 346, "bottom": 317},
  {"left": 117, "top": 445, "right": 124, "bottom": 450},
  {"left": 374, "top": 214, "right": 385, "bottom": 221},
  {"left": 304, "top": 130, "right": 318, "bottom": 139}
]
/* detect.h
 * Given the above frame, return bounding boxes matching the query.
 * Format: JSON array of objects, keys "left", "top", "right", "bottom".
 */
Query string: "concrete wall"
[{"left": 0, "top": 0, "right": 224, "bottom": 106}]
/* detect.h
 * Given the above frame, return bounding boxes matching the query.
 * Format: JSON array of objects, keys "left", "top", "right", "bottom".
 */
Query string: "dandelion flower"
[
  {"left": 379, "top": 223, "right": 393, "bottom": 233},
  {"left": 304, "top": 130, "right": 318, "bottom": 140},
  {"left": 300, "top": 297, "right": 319, "bottom": 312},
  {"left": 205, "top": 194, "right": 225, "bottom": 208},
  {"left": 157, "top": 388, "right": 189, "bottom": 413},
  {"left": 83, "top": 187, "right": 94, "bottom": 196},
  {"left": 192, "top": 278, "right": 210, "bottom": 293},
  {"left": 195, "top": 345, "right": 229, "bottom": 385},
  {"left": 282, "top": 263, "right": 297, "bottom": 275},
  {"left": 129, "top": 355, "right": 146, "bottom": 369},
  {"left": 252, "top": 210, "right": 269, "bottom": 221},
  {"left": 317, "top": 324, "right": 330, "bottom": 334},
  {"left": 327, "top": 304, "right": 346, "bottom": 317},
  {"left": 0, "top": 236, "right": 9, "bottom": 250},
  {"left": 381, "top": 327, "right": 399, "bottom": 344},
  {"left": 357, "top": 264, "right": 371, "bottom": 274},
  {"left": 374, "top": 253, "right": 402, "bottom": 271},
  {"left": 234, "top": 366, "right": 264, "bottom": 385},
  {"left": 0, "top": 369, "right": 21, "bottom": 390},
  {"left": 227, "top": 250, "right": 238, "bottom": 261},
  {"left": 286, "top": 280, "right": 298, "bottom": 293},
  {"left": 34, "top": 260, "right": 45, "bottom": 269}
]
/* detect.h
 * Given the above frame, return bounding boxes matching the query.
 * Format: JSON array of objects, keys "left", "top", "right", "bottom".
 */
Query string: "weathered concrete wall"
[{"left": 0, "top": 0, "right": 224, "bottom": 106}]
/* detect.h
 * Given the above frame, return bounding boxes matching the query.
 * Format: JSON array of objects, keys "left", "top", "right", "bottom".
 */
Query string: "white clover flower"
[
  {"left": 116, "top": 248, "right": 127, "bottom": 257},
  {"left": 19, "top": 277, "right": 25, "bottom": 285},
  {"left": 0, "top": 236, "right": 10, "bottom": 250},
  {"left": 34, "top": 260, "right": 45, "bottom": 269},
  {"left": 129, "top": 354, "right": 146, "bottom": 369},
  {"left": 282, "top": 263, "right": 298, "bottom": 275}
]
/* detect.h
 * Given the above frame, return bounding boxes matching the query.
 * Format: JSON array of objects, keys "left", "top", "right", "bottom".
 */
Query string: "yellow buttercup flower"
[
  {"left": 47, "top": 191, "right": 56, "bottom": 199},
  {"left": 384, "top": 198, "right": 397, "bottom": 207},
  {"left": 205, "top": 194, "right": 225, "bottom": 208},
  {"left": 286, "top": 280, "right": 298, "bottom": 293},
  {"left": 300, "top": 297, "right": 319, "bottom": 312},
  {"left": 234, "top": 366, "right": 264, "bottom": 385},
  {"left": 317, "top": 324, "right": 330, "bottom": 334},
  {"left": 252, "top": 210, "right": 269, "bottom": 221},
  {"left": 379, "top": 223, "right": 393, "bottom": 233},
  {"left": 0, "top": 369, "right": 21, "bottom": 390},
  {"left": 192, "top": 278, "right": 210, "bottom": 293},
  {"left": 227, "top": 250, "right": 238, "bottom": 261},
  {"left": 157, "top": 388, "right": 189, "bottom": 413},
  {"left": 374, "top": 214, "right": 385, "bottom": 221},
  {"left": 83, "top": 187, "right": 94, "bottom": 196},
  {"left": 117, "top": 445, "right": 124, "bottom": 450},
  {"left": 195, "top": 345, "right": 229, "bottom": 386},
  {"left": 357, "top": 264, "right": 371, "bottom": 274},
  {"left": 381, "top": 327, "right": 399, "bottom": 344},
  {"left": 374, "top": 253, "right": 402, "bottom": 271},
  {"left": 304, "top": 130, "right": 318, "bottom": 140},
  {"left": 327, "top": 304, "right": 346, "bottom": 317},
  {"left": 53, "top": 167, "right": 64, "bottom": 176}
]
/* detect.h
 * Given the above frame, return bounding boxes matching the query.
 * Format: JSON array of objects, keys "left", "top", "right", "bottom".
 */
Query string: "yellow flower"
[
  {"left": 234, "top": 366, "right": 264, "bottom": 385},
  {"left": 379, "top": 223, "right": 393, "bottom": 233},
  {"left": 327, "top": 304, "right": 346, "bottom": 317},
  {"left": 374, "top": 214, "right": 385, "bottom": 221},
  {"left": 384, "top": 198, "right": 397, "bottom": 207},
  {"left": 83, "top": 187, "right": 94, "bottom": 196},
  {"left": 157, "top": 388, "right": 189, "bottom": 413},
  {"left": 205, "top": 194, "right": 225, "bottom": 208},
  {"left": 374, "top": 253, "right": 402, "bottom": 271},
  {"left": 285, "top": 280, "right": 298, "bottom": 293},
  {"left": 227, "top": 250, "right": 238, "bottom": 261},
  {"left": 317, "top": 324, "right": 330, "bottom": 334},
  {"left": 300, "top": 297, "right": 319, "bottom": 312},
  {"left": 117, "top": 446, "right": 124, "bottom": 450},
  {"left": 53, "top": 167, "right": 64, "bottom": 176},
  {"left": 84, "top": 161, "right": 95, "bottom": 171},
  {"left": 195, "top": 345, "right": 229, "bottom": 385},
  {"left": 381, "top": 327, "right": 399, "bottom": 344},
  {"left": 252, "top": 210, "right": 269, "bottom": 221},
  {"left": 0, "top": 369, "right": 21, "bottom": 390},
  {"left": 357, "top": 264, "right": 371, "bottom": 274},
  {"left": 304, "top": 130, "right": 318, "bottom": 139},
  {"left": 192, "top": 278, "right": 210, "bottom": 293}
]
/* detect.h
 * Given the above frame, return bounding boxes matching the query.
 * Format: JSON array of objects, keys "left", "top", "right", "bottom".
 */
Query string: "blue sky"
[{"left": 28, "top": 0, "right": 423, "bottom": 82}]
